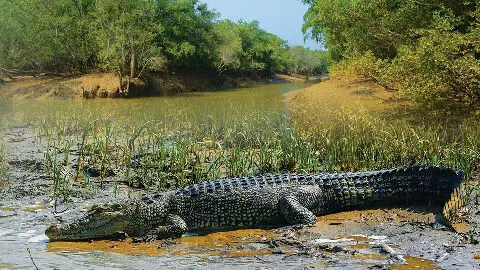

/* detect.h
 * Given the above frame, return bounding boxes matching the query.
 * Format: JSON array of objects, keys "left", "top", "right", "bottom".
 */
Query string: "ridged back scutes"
[
  {"left": 171, "top": 166, "right": 463, "bottom": 199},
  {"left": 175, "top": 173, "right": 317, "bottom": 197},
  {"left": 320, "top": 166, "right": 464, "bottom": 212}
]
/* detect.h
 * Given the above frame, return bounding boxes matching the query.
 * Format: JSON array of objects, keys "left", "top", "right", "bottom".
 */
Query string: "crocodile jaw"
[
  {"left": 46, "top": 220, "right": 119, "bottom": 241},
  {"left": 46, "top": 206, "right": 129, "bottom": 241}
]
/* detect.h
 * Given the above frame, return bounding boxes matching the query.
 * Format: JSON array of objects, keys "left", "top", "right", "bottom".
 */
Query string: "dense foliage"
[
  {"left": 302, "top": 0, "right": 480, "bottom": 105},
  {"left": 0, "top": 0, "right": 328, "bottom": 85}
]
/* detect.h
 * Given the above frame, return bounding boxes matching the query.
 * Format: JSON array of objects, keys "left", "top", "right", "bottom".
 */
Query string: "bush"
[
  {"left": 383, "top": 15, "right": 480, "bottom": 104},
  {"left": 303, "top": 0, "right": 480, "bottom": 106},
  {"left": 332, "top": 15, "right": 480, "bottom": 105}
]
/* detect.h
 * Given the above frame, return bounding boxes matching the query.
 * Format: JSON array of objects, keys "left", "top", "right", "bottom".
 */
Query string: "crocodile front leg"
[
  {"left": 134, "top": 214, "right": 188, "bottom": 242},
  {"left": 279, "top": 185, "right": 321, "bottom": 226}
]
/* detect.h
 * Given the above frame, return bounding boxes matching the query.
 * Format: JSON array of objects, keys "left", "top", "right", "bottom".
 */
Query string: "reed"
[
  {"left": 0, "top": 142, "right": 8, "bottom": 185},
  {"left": 44, "top": 138, "right": 73, "bottom": 212}
]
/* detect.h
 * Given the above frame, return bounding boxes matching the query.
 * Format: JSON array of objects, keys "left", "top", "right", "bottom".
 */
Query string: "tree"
[
  {"left": 155, "top": 0, "right": 219, "bottom": 70},
  {"left": 0, "top": 0, "right": 97, "bottom": 74},
  {"left": 384, "top": 14, "right": 480, "bottom": 104},
  {"left": 212, "top": 20, "right": 291, "bottom": 75},
  {"left": 90, "top": 0, "right": 163, "bottom": 82},
  {"left": 0, "top": 0, "right": 327, "bottom": 88},
  {"left": 302, "top": 0, "right": 480, "bottom": 104},
  {"left": 302, "top": 0, "right": 439, "bottom": 60},
  {"left": 214, "top": 20, "right": 243, "bottom": 74},
  {"left": 285, "top": 46, "right": 328, "bottom": 76},
  {"left": 234, "top": 20, "right": 288, "bottom": 73}
]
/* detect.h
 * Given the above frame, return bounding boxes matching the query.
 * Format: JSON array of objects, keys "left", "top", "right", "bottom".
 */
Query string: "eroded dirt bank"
[{"left": 0, "top": 72, "right": 300, "bottom": 100}]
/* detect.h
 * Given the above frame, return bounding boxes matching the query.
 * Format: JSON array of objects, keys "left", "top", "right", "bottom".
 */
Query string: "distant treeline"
[
  {"left": 302, "top": 0, "right": 480, "bottom": 105},
  {"left": 0, "top": 0, "right": 328, "bottom": 81}
]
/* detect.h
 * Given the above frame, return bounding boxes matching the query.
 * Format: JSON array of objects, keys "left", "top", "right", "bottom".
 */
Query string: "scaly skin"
[{"left": 45, "top": 166, "right": 464, "bottom": 241}]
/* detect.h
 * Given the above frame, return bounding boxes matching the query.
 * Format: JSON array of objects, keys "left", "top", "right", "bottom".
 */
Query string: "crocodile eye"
[
  {"left": 89, "top": 204, "right": 104, "bottom": 213},
  {"left": 111, "top": 203, "right": 122, "bottom": 211},
  {"left": 99, "top": 210, "right": 124, "bottom": 220},
  {"left": 89, "top": 204, "right": 109, "bottom": 213}
]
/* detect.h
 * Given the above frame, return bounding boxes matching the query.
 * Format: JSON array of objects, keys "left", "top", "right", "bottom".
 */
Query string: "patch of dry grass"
[
  {"left": 284, "top": 77, "right": 480, "bottom": 174},
  {"left": 284, "top": 77, "right": 398, "bottom": 114}
]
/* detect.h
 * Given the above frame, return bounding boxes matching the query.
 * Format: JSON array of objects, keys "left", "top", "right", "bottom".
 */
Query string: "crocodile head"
[{"left": 46, "top": 202, "right": 136, "bottom": 241}]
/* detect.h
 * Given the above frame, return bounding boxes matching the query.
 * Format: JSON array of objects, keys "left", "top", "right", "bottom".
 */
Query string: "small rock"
[
  {"left": 436, "top": 252, "right": 449, "bottom": 262},
  {"left": 331, "top": 246, "right": 344, "bottom": 253},
  {"left": 434, "top": 222, "right": 448, "bottom": 231},
  {"left": 272, "top": 249, "right": 285, "bottom": 254}
]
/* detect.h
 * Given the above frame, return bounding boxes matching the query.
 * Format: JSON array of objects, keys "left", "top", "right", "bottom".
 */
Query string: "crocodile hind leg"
[
  {"left": 279, "top": 185, "right": 321, "bottom": 226},
  {"left": 134, "top": 214, "right": 188, "bottom": 242}
]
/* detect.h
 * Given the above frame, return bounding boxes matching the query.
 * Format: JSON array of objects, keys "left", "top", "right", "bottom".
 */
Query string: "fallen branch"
[
  {"left": 376, "top": 243, "right": 407, "bottom": 264},
  {"left": 26, "top": 247, "right": 39, "bottom": 270},
  {"left": 0, "top": 213, "right": 17, "bottom": 218}
]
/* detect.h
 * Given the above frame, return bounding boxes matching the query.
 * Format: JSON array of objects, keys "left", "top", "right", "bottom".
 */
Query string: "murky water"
[{"left": 0, "top": 82, "right": 311, "bottom": 128}]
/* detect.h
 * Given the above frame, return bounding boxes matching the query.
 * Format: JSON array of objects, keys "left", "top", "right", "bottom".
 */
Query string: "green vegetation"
[
  {"left": 1, "top": 83, "right": 479, "bottom": 203},
  {"left": 285, "top": 46, "right": 329, "bottom": 77},
  {"left": 291, "top": 105, "right": 480, "bottom": 177},
  {"left": 0, "top": 142, "right": 7, "bottom": 185},
  {"left": 2, "top": 84, "right": 318, "bottom": 197},
  {"left": 0, "top": 0, "right": 328, "bottom": 93},
  {"left": 302, "top": 0, "right": 480, "bottom": 105},
  {"left": 90, "top": 0, "right": 164, "bottom": 79},
  {"left": 0, "top": 104, "right": 8, "bottom": 186},
  {"left": 214, "top": 20, "right": 286, "bottom": 75},
  {"left": 44, "top": 138, "right": 73, "bottom": 211},
  {"left": 213, "top": 20, "right": 328, "bottom": 77},
  {"left": 1, "top": 1, "right": 478, "bottom": 213}
]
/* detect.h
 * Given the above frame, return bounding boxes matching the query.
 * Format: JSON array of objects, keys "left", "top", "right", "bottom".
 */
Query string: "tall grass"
[
  {"left": 44, "top": 137, "right": 74, "bottom": 211},
  {"left": 0, "top": 102, "right": 8, "bottom": 187},
  {"left": 0, "top": 142, "right": 8, "bottom": 186},
  {"left": 290, "top": 105, "right": 480, "bottom": 178}
]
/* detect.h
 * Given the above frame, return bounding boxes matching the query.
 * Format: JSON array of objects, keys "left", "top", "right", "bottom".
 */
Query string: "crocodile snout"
[{"left": 45, "top": 224, "right": 60, "bottom": 239}]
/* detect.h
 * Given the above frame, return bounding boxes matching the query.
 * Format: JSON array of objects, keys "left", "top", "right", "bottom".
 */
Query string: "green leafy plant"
[{"left": 0, "top": 143, "right": 8, "bottom": 185}]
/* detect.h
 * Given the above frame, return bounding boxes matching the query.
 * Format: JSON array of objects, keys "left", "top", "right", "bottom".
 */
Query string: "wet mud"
[{"left": 1, "top": 127, "right": 480, "bottom": 269}]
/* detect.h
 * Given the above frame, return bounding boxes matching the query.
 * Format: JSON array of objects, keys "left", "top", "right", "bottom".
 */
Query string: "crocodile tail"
[{"left": 442, "top": 169, "right": 467, "bottom": 230}]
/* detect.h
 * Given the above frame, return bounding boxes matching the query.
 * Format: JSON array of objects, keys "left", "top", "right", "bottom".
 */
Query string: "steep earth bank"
[{"left": 0, "top": 72, "right": 311, "bottom": 100}]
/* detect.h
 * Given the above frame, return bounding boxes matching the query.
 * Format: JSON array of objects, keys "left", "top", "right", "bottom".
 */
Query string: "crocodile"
[{"left": 46, "top": 166, "right": 464, "bottom": 241}]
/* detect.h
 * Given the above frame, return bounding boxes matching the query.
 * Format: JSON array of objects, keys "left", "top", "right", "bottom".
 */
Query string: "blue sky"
[{"left": 200, "top": 0, "right": 322, "bottom": 49}]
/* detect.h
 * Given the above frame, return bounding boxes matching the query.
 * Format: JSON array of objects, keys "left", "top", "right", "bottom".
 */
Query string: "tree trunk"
[
  {"left": 130, "top": 45, "right": 136, "bottom": 78},
  {"left": 126, "top": 76, "right": 130, "bottom": 94},
  {"left": 118, "top": 71, "right": 123, "bottom": 93}
]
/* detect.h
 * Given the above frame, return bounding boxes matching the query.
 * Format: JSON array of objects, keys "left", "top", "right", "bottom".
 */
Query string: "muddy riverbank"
[{"left": 0, "top": 72, "right": 310, "bottom": 100}]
